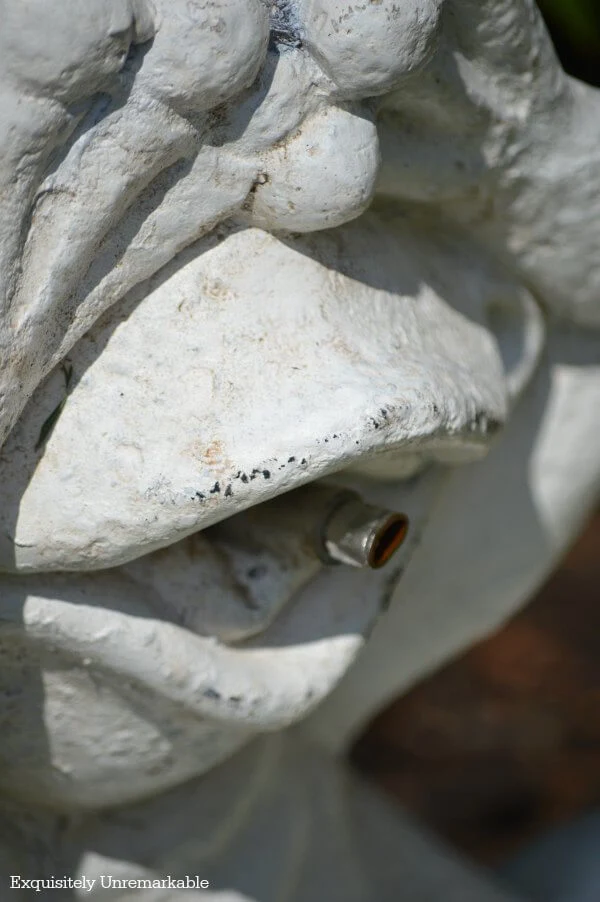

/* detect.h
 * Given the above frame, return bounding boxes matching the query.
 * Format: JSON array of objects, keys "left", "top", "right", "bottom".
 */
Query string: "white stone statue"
[{"left": 1, "top": 0, "right": 599, "bottom": 898}]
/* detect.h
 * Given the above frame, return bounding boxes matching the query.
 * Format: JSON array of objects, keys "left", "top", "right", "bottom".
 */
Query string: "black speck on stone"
[
  {"left": 247, "top": 564, "right": 267, "bottom": 580},
  {"left": 241, "top": 473, "right": 249, "bottom": 483},
  {"left": 229, "top": 695, "right": 243, "bottom": 704},
  {"left": 262, "top": 469, "right": 271, "bottom": 479},
  {"left": 195, "top": 491, "right": 205, "bottom": 501},
  {"left": 210, "top": 482, "right": 221, "bottom": 494},
  {"left": 301, "top": 458, "right": 307, "bottom": 465},
  {"left": 269, "top": 0, "right": 303, "bottom": 48},
  {"left": 203, "top": 687, "right": 221, "bottom": 700},
  {"left": 224, "top": 484, "right": 233, "bottom": 498},
  {"left": 288, "top": 456, "right": 296, "bottom": 463}
]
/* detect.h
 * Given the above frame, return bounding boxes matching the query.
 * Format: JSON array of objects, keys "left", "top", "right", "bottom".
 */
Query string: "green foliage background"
[{"left": 537, "top": 0, "right": 600, "bottom": 85}]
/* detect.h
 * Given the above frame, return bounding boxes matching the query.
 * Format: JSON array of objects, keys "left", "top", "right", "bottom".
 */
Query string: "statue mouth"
[
  {"left": 2, "top": 0, "right": 598, "bottom": 813},
  {"left": 1, "top": 0, "right": 597, "bottom": 813},
  {"left": 0, "top": 209, "right": 542, "bottom": 772}
]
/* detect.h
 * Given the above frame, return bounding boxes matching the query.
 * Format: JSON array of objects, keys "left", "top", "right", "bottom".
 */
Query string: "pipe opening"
[{"left": 368, "top": 514, "right": 409, "bottom": 568}]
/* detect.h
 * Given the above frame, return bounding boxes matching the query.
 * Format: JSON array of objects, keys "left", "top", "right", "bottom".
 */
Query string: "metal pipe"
[
  {"left": 209, "top": 483, "right": 409, "bottom": 572},
  {"left": 318, "top": 491, "right": 409, "bottom": 569}
]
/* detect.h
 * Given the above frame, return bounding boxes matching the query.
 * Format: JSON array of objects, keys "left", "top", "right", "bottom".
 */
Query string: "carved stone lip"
[
  {"left": 0, "top": 468, "right": 431, "bottom": 809},
  {"left": 0, "top": 213, "right": 527, "bottom": 574},
  {"left": 0, "top": 540, "right": 404, "bottom": 808}
]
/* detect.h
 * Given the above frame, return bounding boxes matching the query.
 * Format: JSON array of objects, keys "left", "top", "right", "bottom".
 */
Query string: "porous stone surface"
[
  {"left": 1, "top": 0, "right": 598, "bottom": 451},
  {"left": 0, "top": 219, "right": 527, "bottom": 572}
]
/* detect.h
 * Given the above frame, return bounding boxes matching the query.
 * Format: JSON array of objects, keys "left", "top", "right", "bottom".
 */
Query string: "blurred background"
[
  {"left": 352, "top": 4, "right": 600, "bottom": 899},
  {"left": 538, "top": 0, "right": 600, "bottom": 86}
]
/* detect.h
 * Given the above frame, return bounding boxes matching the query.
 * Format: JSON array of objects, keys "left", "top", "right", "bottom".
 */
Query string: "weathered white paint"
[
  {"left": 0, "top": 219, "right": 529, "bottom": 572},
  {"left": 0, "top": 0, "right": 599, "bottom": 897}
]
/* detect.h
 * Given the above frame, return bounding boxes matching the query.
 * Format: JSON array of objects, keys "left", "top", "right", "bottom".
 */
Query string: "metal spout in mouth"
[
  {"left": 317, "top": 491, "right": 409, "bottom": 569},
  {"left": 207, "top": 483, "right": 409, "bottom": 592}
]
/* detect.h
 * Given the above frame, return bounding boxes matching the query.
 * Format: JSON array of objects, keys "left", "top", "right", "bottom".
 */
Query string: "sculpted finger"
[
  {"left": 297, "top": 0, "right": 443, "bottom": 98},
  {"left": 0, "top": 0, "right": 154, "bottom": 298},
  {"left": 14, "top": 98, "right": 194, "bottom": 359},
  {"left": 139, "top": 0, "right": 269, "bottom": 114},
  {"left": 1, "top": 100, "right": 191, "bottom": 451},
  {"left": 55, "top": 148, "right": 257, "bottom": 358},
  {"left": 0, "top": 0, "right": 155, "bottom": 441},
  {"left": 0, "top": 0, "right": 269, "bottom": 448}
]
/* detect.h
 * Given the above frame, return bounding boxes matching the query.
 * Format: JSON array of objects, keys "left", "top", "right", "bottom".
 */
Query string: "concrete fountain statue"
[{"left": 1, "top": 0, "right": 599, "bottom": 897}]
